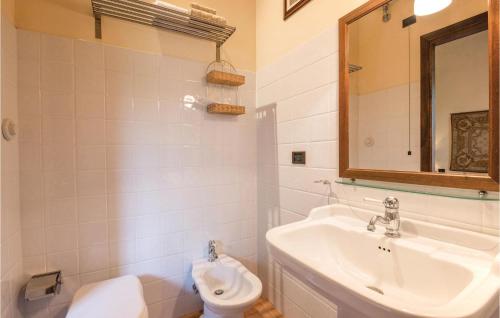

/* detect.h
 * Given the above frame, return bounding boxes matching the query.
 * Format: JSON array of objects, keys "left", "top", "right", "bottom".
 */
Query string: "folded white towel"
[
  {"left": 215, "top": 15, "right": 226, "bottom": 25},
  {"left": 190, "top": 8, "right": 226, "bottom": 26},
  {"left": 191, "top": 3, "right": 216, "bottom": 15},
  {"left": 155, "top": 0, "right": 189, "bottom": 15}
]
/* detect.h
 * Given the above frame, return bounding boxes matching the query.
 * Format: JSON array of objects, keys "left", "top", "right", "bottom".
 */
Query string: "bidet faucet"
[
  {"left": 367, "top": 197, "right": 400, "bottom": 238},
  {"left": 208, "top": 240, "right": 218, "bottom": 262}
]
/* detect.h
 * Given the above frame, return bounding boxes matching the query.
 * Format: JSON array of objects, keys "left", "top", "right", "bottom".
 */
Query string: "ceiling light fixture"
[{"left": 414, "top": 0, "right": 452, "bottom": 16}]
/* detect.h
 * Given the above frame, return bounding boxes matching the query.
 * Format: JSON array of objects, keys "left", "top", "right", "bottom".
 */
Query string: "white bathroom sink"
[{"left": 266, "top": 204, "right": 500, "bottom": 318}]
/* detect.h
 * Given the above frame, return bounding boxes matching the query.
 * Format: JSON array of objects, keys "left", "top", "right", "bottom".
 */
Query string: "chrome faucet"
[
  {"left": 208, "top": 240, "right": 218, "bottom": 262},
  {"left": 367, "top": 197, "right": 401, "bottom": 238}
]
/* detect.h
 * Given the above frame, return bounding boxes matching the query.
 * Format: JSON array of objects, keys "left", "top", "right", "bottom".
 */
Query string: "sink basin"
[{"left": 266, "top": 204, "right": 500, "bottom": 318}]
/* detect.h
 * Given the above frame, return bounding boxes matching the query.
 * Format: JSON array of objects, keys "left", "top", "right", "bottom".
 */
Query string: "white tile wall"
[
  {"left": 6, "top": 11, "right": 499, "bottom": 318},
  {"left": 353, "top": 82, "right": 421, "bottom": 171},
  {"left": 256, "top": 25, "right": 499, "bottom": 318},
  {"left": 1, "top": 15, "right": 24, "bottom": 318},
  {"left": 17, "top": 30, "right": 257, "bottom": 318}
]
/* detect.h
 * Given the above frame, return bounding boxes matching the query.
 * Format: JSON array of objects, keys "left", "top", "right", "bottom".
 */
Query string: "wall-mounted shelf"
[
  {"left": 205, "top": 60, "right": 245, "bottom": 116},
  {"left": 91, "top": 0, "right": 236, "bottom": 44},
  {"left": 206, "top": 70, "right": 245, "bottom": 86},
  {"left": 207, "top": 103, "right": 245, "bottom": 115}
]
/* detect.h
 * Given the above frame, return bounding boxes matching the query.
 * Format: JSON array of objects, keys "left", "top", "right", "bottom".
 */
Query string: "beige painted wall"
[
  {"left": 434, "top": 31, "right": 489, "bottom": 172},
  {"left": 2, "top": 0, "right": 14, "bottom": 23},
  {"left": 15, "top": 0, "right": 256, "bottom": 70},
  {"left": 349, "top": 0, "right": 488, "bottom": 95},
  {"left": 255, "top": 0, "right": 487, "bottom": 76},
  {"left": 256, "top": 0, "right": 366, "bottom": 68}
]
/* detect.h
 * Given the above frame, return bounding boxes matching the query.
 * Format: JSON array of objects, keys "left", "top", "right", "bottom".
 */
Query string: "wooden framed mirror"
[{"left": 339, "top": 0, "right": 499, "bottom": 191}]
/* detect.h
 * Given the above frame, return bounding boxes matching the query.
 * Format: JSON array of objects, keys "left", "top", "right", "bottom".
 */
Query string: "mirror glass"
[{"left": 348, "top": 0, "right": 489, "bottom": 175}]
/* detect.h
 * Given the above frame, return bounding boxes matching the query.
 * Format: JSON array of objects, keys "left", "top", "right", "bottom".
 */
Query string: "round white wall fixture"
[
  {"left": 364, "top": 136, "right": 375, "bottom": 147},
  {"left": 2, "top": 118, "right": 16, "bottom": 141}
]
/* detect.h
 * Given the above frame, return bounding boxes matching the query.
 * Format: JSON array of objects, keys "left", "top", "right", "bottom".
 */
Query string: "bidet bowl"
[{"left": 192, "top": 255, "right": 262, "bottom": 318}]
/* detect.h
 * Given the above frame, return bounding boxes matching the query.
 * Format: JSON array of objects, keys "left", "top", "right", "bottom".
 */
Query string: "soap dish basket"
[{"left": 25, "top": 270, "right": 62, "bottom": 301}]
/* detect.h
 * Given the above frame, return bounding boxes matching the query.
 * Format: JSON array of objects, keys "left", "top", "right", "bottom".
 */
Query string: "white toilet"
[
  {"left": 66, "top": 275, "right": 148, "bottom": 318},
  {"left": 192, "top": 254, "right": 262, "bottom": 318}
]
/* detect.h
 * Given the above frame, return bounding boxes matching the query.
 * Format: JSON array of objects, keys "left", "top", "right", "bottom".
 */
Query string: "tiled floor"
[{"left": 181, "top": 298, "right": 283, "bottom": 318}]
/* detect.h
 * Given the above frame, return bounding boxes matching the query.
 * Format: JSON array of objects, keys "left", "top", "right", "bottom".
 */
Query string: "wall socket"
[{"left": 292, "top": 151, "right": 306, "bottom": 164}]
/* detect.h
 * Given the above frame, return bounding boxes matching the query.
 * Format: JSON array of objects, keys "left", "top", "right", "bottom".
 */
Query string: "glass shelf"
[{"left": 335, "top": 178, "right": 499, "bottom": 201}]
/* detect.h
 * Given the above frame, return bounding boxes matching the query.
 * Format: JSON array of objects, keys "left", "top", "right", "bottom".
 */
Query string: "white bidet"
[{"left": 192, "top": 254, "right": 262, "bottom": 318}]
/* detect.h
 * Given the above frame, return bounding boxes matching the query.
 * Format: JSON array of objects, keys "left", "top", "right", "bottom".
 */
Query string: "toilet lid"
[{"left": 66, "top": 275, "right": 148, "bottom": 318}]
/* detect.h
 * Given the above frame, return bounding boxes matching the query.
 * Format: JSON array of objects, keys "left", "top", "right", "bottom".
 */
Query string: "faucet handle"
[
  {"left": 367, "top": 223, "right": 376, "bottom": 232},
  {"left": 383, "top": 197, "right": 399, "bottom": 210},
  {"left": 208, "top": 240, "right": 218, "bottom": 262}
]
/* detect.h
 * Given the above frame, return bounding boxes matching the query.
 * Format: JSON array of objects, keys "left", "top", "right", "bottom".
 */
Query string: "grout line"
[
  {"left": 276, "top": 108, "right": 338, "bottom": 124},
  {"left": 279, "top": 184, "right": 333, "bottom": 196},
  {"left": 100, "top": 39, "right": 112, "bottom": 280},
  {"left": 37, "top": 32, "right": 49, "bottom": 276},
  {"left": 259, "top": 78, "right": 338, "bottom": 107},
  {"left": 257, "top": 49, "right": 339, "bottom": 90},
  {"left": 276, "top": 139, "right": 340, "bottom": 145},
  {"left": 70, "top": 38, "right": 82, "bottom": 280}
]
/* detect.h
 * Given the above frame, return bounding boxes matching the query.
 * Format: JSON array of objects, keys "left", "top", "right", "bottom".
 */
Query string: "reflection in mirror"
[
  {"left": 348, "top": 0, "right": 489, "bottom": 176},
  {"left": 423, "top": 13, "right": 488, "bottom": 174}
]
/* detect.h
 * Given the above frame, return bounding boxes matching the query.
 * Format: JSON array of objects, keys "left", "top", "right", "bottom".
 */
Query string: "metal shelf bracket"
[
  {"left": 216, "top": 43, "right": 221, "bottom": 62},
  {"left": 95, "top": 14, "right": 102, "bottom": 39}
]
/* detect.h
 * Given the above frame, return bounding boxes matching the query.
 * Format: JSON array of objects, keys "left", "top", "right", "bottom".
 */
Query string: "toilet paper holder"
[{"left": 25, "top": 270, "right": 62, "bottom": 301}]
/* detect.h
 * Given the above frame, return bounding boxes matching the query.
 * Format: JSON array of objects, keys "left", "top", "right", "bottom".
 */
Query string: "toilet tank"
[{"left": 66, "top": 275, "right": 148, "bottom": 318}]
